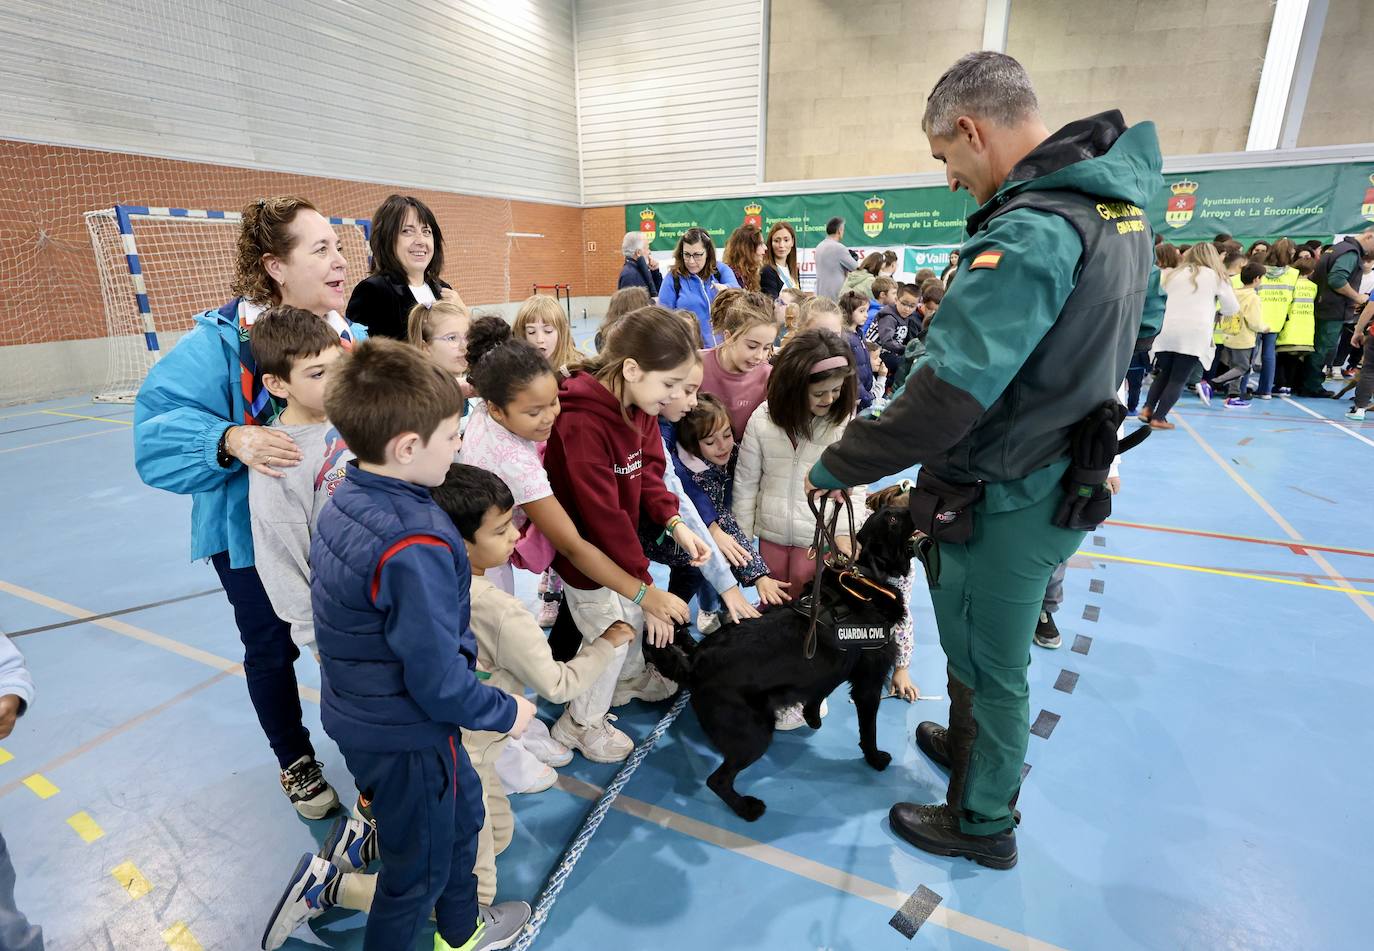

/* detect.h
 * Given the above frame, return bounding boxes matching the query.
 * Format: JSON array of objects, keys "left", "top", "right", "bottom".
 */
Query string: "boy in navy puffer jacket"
[{"left": 301, "top": 340, "right": 535, "bottom": 951}]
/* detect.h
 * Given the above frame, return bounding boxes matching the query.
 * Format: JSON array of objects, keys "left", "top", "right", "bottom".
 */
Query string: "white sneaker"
[
  {"left": 520, "top": 717, "right": 573, "bottom": 767},
  {"left": 495, "top": 737, "right": 558, "bottom": 794},
  {"left": 1347, "top": 407, "right": 1367, "bottom": 421},
  {"left": 696, "top": 610, "right": 721, "bottom": 635},
  {"left": 775, "top": 698, "right": 827, "bottom": 731},
  {"left": 611, "top": 665, "right": 678, "bottom": 706},
  {"left": 551, "top": 711, "right": 634, "bottom": 763},
  {"left": 260, "top": 853, "right": 337, "bottom": 949}
]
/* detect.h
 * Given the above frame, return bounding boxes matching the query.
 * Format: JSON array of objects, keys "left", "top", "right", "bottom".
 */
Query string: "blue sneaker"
[
  {"left": 1224, "top": 397, "right": 1251, "bottom": 408},
  {"left": 1196, "top": 381, "right": 1213, "bottom": 406},
  {"left": 261, "top": 853, "right": 338, "bottom": 950},
  {"left": 319, "top": 815, "right": 377, "bottom": 873}
]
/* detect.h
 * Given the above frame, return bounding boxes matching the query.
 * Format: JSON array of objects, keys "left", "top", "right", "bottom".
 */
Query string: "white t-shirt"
[{"left": 410, "top": 283, "right": 437, "bottom": 307}]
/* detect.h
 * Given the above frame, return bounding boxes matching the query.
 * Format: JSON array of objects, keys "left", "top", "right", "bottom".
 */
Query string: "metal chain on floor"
[{"left": 512, "top": 689, "right": 691, "bottom": 950}]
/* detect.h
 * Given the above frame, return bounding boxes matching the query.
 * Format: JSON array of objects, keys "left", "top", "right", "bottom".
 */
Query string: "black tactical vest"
[
  {"left": 926, "top": 190, "right": 1153, "bottom": 485},
  {"left": 1312, "top": 238, "right": 1363, "bottom": 323}
]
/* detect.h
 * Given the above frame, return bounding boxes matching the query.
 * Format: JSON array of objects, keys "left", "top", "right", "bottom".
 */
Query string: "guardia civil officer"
[{"left": 806, "top": 52, "right": 1163, "bottom": 869}]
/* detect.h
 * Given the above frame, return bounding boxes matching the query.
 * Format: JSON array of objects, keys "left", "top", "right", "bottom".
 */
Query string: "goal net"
[{"left": 83, "top": 206, "right": 371, "bottom": 402}]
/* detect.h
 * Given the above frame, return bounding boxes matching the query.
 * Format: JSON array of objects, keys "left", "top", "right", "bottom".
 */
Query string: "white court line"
[
  {"left": 0, "top": 426, "right": 127, "bottom": 454},
  {"left": 0, "top": 579, "right": 321, "bottom": 703},
  {"left": 1175, "top": 416, "right": 1374, "bottom": 625},
  {"left": 1280, "top": 395, "right": 1374, "bottom": 449},
  {"left": 556, "top": 775, "right": 1065, "bottom": 951}
]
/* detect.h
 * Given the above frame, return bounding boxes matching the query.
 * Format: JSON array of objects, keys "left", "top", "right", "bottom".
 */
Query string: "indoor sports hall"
[{"left": 2, "top": 2, "right": 1372, "bottom": 950}]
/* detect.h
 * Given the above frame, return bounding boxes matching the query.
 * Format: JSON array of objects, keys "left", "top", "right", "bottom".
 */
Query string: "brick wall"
[{"left": 0, "top": 139, "right": 622, "bottom": 347}]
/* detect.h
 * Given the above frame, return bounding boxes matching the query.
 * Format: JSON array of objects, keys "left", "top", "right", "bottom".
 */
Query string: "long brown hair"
[
  {"left": 369, "top": 194, "right": 445, "bottom": 286},
  {"left": 581, "top": 305, "right": 697, "bottom": 424},
  {"left": 232, "top": 196, "right": 319, "bottom": 304},
  {"left": 766, "top": 329, "right": 856, "bottom": 444},
  {"left": 724, "top": 225, "right": 763, "bottom": 292},
  {"left": 671, "top": 227, "right": 719, "bottom": 281},
  {"left": 856, "top": 252, "right": 884, "bottom": 278},
  {"left": 765, "top": 221, "right": 800, "bottom": 285},
  {"left": 1266, "top": 238, "right": 1296, "bottom": 268}
]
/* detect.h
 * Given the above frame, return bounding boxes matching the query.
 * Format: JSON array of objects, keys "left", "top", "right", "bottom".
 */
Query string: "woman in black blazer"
[
  {"left": 760, "top": 221, "right": 801, "bottom": 299},
  {"left": 345, "top": 194, "right": 460, "bottom": 339}
]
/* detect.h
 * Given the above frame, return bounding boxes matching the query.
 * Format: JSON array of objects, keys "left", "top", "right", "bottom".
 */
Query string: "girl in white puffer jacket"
[{"left": 733, "top": 329, "right": 867, "bottom": 589}]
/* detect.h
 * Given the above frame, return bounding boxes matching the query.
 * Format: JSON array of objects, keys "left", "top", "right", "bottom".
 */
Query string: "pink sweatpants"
[{"left": 758, "top": 540, "right": 818, "bottom": 587}]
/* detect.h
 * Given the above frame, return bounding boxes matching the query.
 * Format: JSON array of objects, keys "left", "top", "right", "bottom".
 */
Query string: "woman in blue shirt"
[{"left": 657, "top": 227, "right": 739, "bottom": 346}]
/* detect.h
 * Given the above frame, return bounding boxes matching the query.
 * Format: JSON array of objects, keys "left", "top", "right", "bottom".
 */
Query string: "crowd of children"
[
  {"left": 154, "top": 193, "right": 1367, "bottom": 950},
  {"left": 141, "top": 192, "right": 964, "bottom": 951}
]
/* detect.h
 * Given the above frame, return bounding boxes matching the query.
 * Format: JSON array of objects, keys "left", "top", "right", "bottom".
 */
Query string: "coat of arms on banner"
[
  {"left": 1165, "top": 180, "right": 1198, "bottom": 228},
  {"left": 743, "top": 202, "right": 763, "bottom": 229},
  {"left": 863, "top": 196, "right": 885, "bottom": 238},
  {"left": 1362, "top": 175, "right": 1374, "bottom": 222},
  {"left": 639, "top": 208, "right": 656, "bottom": 245}
]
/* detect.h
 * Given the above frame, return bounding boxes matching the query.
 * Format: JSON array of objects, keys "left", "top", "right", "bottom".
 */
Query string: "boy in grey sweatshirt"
[
  {"left": 0, "top": 633, "right": 42, "bottom": 951},
  {"left": 247, "top": 308, "right": 352, "bottom": 646}
]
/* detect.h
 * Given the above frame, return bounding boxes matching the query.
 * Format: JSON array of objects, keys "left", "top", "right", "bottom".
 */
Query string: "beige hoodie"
[{"left": 463, "top": 575, "right": 616, "bottom": 765}]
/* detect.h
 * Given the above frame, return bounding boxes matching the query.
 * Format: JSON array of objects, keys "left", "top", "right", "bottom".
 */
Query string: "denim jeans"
[
  {"left": 1255, "top": 332, "right": 1277, "bottom": 396},
  {"left": 210, "top": 552, "right": 313, "bottom": 769},
  {"left": 0, "top": 833, "right": 42, "bottom": 951}
]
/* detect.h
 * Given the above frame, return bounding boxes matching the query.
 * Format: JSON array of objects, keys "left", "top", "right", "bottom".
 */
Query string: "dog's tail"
[{"left": 642, "top": 622, "right": 698, "bottom": 687}]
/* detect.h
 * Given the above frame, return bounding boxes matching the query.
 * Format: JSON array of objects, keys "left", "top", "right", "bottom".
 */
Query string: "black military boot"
[
  {"left": 914, "top": 721, "right": 951, "bottom": 770},
  {"left": 888, "top": 802, "right": 1017, "bottom": 869}
]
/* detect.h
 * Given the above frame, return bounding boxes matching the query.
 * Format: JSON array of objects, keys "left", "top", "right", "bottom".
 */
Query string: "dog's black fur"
[{"left": 645, "top": 502, "right": 915, "bottom": 821}]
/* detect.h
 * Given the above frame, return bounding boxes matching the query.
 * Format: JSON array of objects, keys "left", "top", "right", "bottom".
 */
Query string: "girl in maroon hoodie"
[{"left": 544, "top": 305, "right": 711, "bottom": 762}]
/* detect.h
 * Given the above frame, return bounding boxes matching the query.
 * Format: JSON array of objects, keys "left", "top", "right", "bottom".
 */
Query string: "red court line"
[{"left": 1105, "top": 519, "right": 1374, "bottom": 559}]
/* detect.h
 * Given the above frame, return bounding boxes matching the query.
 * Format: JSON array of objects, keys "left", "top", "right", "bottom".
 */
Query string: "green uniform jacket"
[{"left": 811, "top": 111, "right": 1164, "bottom": 511}]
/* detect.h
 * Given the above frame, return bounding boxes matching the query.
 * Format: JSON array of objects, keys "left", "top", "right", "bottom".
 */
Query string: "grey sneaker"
[
  {"left": 1034, "top": 611, "right": 1062, "bottom": 650},
  {"left": 462, "top": 901, "right": 532, "bottom": 951}
]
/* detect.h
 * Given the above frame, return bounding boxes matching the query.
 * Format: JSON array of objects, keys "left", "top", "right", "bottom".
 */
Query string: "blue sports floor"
[{"left": 2, "top": 381, "right": 1371, "bottom": 951}]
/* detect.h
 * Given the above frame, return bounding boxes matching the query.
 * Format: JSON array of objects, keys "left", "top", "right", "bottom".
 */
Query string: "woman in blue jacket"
[
  {"left": 133, "top": 196, "right": 367, "bottom": 819},
  {"left": 656, "top": 227, "right": 739, "bottom": 346}
]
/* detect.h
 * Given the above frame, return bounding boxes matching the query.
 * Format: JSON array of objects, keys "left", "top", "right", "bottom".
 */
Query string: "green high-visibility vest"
[
  {"left": 1258, "top": 266, "right": 1297, "bottom": 334},
  {"left": 1277, "top": 276, "right": 1316, "bottom": 351}
]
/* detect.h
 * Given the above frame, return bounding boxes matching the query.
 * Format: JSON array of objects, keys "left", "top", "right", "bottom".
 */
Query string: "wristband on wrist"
[
  {"left": 665, "top": 515, "right": 684, "bottom": 533},
  {"left": 632, "top": 583, "right": 648, "bottom": 605},
  {"left": 216, "top": 426, "right": 235, "bottom": 468}
]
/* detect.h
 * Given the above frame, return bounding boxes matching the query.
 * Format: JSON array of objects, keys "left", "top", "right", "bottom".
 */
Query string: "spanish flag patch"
[{"left": 970, "top": 251, "right": 1003, "bottom": 270}]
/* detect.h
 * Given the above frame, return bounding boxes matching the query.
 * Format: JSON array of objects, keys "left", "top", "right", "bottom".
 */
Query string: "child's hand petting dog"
[
  {"left": 645, "top": 614, "right": 676, "bottom": 649},
  {"left": 720, "top": 586, "right": 761, "bottom": 622},
  {"left": 753, "top": 576, "right": 791, "bottom": 605},
  {"left": 709, "top": 524, "right": 752, "bottom": 568},
  {"left": 890, "top": 667, "right": 920, "bottom": 702}
]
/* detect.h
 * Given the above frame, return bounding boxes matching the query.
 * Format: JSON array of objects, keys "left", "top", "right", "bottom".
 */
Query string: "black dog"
[{"left": 645, "top": 502, "right": 915, "bottom": 821}]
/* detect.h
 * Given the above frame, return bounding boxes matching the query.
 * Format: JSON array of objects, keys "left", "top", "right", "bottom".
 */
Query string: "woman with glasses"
[
  {"left": 346, "top": 194, "right": 460, "bottom": 340},
  {"left": 657, "top": 227, "right": 740, "bottom": 346}
]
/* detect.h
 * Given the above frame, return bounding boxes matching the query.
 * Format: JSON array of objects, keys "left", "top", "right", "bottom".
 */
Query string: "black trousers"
[{"left": 1143, "top": 351, "right": 1201, "bottom": 421}]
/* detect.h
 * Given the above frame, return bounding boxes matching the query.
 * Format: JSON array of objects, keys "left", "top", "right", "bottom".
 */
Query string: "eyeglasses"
[
  {"left": 682, "top": 251, "right": 707, "bottom": 261},
  {"left": 433, "top": 334, "right": 466, "bottom": 346}
]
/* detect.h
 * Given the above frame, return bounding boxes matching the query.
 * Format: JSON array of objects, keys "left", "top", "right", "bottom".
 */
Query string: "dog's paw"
[
  {"left": 802, "top": 705, "right": 823, "bottom": 729},
  {"left": 864, "top": 748, "right": 892, "bottom": 772},
  {"left": 735, "top": 796, "right": 767, "bottom": 822}
]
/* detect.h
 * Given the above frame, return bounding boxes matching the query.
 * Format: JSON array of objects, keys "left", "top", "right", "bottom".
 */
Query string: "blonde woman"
[{"left": 1140, "top": 243, "right": 1239, "bottom": 429}]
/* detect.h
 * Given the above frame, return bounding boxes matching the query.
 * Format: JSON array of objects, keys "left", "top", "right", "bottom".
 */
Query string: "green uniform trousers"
[
  {"left": 1300, "top": 320, "right": 1346, "bottom": 394},
  {"left": 928, "top": 487, "right": 1084, "bottom": 835}
]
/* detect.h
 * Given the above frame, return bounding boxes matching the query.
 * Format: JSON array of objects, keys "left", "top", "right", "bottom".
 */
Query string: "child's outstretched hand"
[
  {"left": 672, "top": 523, "right": 711, "bottom": 567},
  {"left": 720, "top": 586, "right": 760, "bottom": 622},
  {"left": 709, "top": 524, "right": 752, "bottom": 568},
  {"left": 754, "top": 576, "right": 792, "bottom": 605},
  {"left": 641, "top": 587, "right": 690, "bottom": 625},
  {"left": 890, "top": 668, "right": 920, "bottom": 702},
  {"left": 508, "top": 694, "right": 538, "bottom": 738},
  {"left": 597, "top": 620, "right": 636, "bottom": 649},
  {"left": 645, "top": 614, "right": 676, "bottom": 648}
]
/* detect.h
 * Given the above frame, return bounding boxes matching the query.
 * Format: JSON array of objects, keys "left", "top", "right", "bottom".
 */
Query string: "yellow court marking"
[
  {"left": 1081, "top": 551, "right": 1374, "bottom": 597},
  {"left": 0, "top": 748, "right": 11, "bottom": 765},
  {"left": 39, "top": 409, "right": 132, "bottom": 426},
  {"left": 162, "top": 922, "right": 203, "bottom": 951},
  {"left": 66, "top": 811, "right": 105, "bottom": 843},
  {"left": 21, "top": 773, "right": 59, "bottom": 799},
  {"left": 111, "top": 860, "right": 152, "bottom": 899}
]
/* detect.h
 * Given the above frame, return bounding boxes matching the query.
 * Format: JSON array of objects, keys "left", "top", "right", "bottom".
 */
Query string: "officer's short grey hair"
[
  {"left": 922, "top": 52, "right": 1040, "bottom": 138},
  {"left": 622, "top": 231, "right": 646, "bottom": 258}
]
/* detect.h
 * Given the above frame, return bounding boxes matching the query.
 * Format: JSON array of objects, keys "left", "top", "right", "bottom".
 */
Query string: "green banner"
[{"left": 627, "top": 162, "right": 1374, "bottom": 251}]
